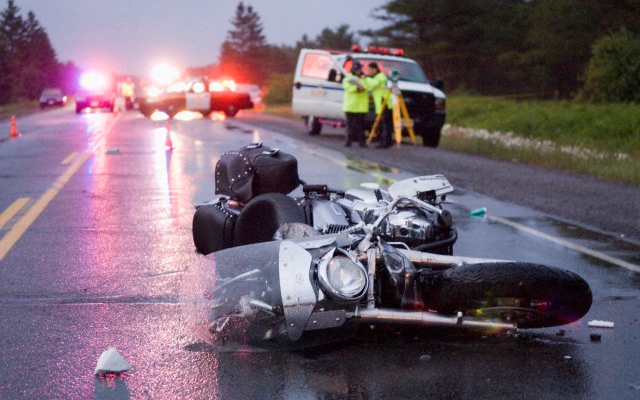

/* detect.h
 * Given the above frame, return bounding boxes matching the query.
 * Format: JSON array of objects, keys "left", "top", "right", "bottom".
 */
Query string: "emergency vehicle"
[
  {"left": 137, "top": 76, "right": 253, "bottom": 118},
  {"left": 292, "top": 45, "right": 446, "bottom": 147},
  {"left": 75, "top": 71, "right": 116, "bottom": 114}
]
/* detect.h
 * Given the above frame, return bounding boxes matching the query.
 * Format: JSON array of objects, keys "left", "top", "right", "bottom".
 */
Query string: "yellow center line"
[
  {"left": 61, "top": 152, "right": 78, "bottom": 165},
  {"left": 0, "top": 151, "right": 93, "bottom": 261},
  {"left": 0, "top": 114, "right": 118, "bottom": 262},
  {"left": 0, "top": 198, "right": 30, "bottom": 229}
]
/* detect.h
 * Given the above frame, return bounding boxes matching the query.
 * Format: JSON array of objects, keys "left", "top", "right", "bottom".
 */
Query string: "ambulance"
[{"left": 292, "top": 45, "right": 446, "bottom": 147}]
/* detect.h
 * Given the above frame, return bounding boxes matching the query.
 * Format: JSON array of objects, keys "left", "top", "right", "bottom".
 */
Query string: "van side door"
[{"left": 292, "top": 49, "right": 345, "bottom": 120}]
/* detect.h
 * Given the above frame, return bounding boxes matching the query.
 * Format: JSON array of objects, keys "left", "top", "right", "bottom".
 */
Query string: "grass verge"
[
  {"left": 0, "top": 100, "right": 39, "bottom": 119},
  {"left": 444, "top": 96, "right": 640, "bottom": 186}
]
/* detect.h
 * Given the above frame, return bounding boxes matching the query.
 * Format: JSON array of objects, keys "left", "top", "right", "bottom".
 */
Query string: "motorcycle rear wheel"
[{"left": 431, "top": 262, "right": 592, "bottom": 329}]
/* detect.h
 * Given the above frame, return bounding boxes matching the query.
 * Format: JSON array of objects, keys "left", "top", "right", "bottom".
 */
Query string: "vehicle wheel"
[
  {"left": 420, "top": 127, "right": 441, "bottom": 147},
  {"left": 429, "top": 262, "right": 592, "bottom": 328},
  {"left": 305, "top": 116, "right": 322, "bottom": 135},
  {"left": 225, "top": 106, "right": 238, "bottom": 117},
  {"left": 233, "top": 193, "right": 306, "bottom": 247}
]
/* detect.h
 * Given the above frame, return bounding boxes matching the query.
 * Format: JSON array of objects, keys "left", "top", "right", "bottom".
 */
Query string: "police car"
[
  {"left": 292, "top": 45, "right": 446, "bottom": 147},
  {"left": 137, "top": 77, "right": 253, "bottom": 118}
]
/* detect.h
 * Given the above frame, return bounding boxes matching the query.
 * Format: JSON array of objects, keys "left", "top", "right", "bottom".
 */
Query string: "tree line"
[
  {"left": 221, "top": 0, "right": 640, "bottom": 102},
  {"left": 0, "top": 1, "right": 84, "bottom": 105}
]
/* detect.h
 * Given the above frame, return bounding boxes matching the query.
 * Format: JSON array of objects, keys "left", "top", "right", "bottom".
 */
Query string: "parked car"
[{"left": 39, "top": 88, "right": 67, "bottom": 109}]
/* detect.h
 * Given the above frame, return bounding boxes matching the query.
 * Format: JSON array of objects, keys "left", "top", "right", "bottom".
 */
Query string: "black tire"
[
  {"left": 225, "top": 106, "right": 238, "bottom": 117},
  {"left": 420, "top": 126, "right": 441, "bottom": 147},
  {"left": 430, "top": 262, "right": 592, "bottom": 328},
  {"left": 306, "top": 116, "right": 321, "bottom": 135},
  {"left": 234, "top": 193, "right": 306, "bottom": 247}
]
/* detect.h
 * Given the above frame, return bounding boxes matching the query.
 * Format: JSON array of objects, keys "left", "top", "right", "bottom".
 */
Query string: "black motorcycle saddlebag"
[
  {"left": 192, "top": 202, "right": 237, "bottom": 255},
  {"left": 215, "top": 142, "right": 299, "bottom": 203}
]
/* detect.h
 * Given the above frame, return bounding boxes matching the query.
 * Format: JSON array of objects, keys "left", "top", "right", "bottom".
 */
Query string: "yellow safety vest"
[
  {"left": 342, "top": 73, "right": 369, "bottom": 113},
  {"left": 366, "top": 72, "right": 392, "bottom": 114}
]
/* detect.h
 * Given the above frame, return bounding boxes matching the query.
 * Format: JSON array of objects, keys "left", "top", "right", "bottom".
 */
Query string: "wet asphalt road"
[{"left": 0, "top": 107, "right": 639, "bottom": 399}]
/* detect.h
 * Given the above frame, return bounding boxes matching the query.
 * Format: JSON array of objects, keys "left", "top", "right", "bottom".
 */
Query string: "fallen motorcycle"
[{"left": 185, "top": 143, "right": 593, "bottom": 349}]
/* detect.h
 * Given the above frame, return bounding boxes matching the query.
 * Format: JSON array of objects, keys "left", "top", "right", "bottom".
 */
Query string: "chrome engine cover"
[{"left": 311, "top": 199, "right": 351, "bottom": 234}]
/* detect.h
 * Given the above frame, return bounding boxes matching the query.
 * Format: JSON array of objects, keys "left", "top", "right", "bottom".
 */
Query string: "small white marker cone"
[{"left": 94, "top": 347, "right": 132, "bottom": 375}]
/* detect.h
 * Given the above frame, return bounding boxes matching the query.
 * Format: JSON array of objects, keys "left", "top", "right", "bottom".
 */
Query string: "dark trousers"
[
  {"left": 378, "top": 108, "right": 393, "bottom": 147},
  {"left": 345, "top": 112, "right": 366, "bottom": 146}
]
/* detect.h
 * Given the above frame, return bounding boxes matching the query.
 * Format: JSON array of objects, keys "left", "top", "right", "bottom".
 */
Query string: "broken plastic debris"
[
  {"left": 587, "top": 320, "right": 615, "bottom": 328},
  {"left": 470, "top": 207, "right": 486, "bottom": 216},
  {"left": 95, "top": 347, "right": 132, "bottom": 375}
]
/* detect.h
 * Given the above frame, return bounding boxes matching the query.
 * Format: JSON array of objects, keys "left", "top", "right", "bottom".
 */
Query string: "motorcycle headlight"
[{"left": 318, "top": 255, "right": 368, "bottom": 302}]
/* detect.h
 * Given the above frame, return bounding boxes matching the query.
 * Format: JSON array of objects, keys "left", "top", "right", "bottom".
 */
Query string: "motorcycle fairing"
[{"left": 278, "top": 241, "right": 316, "bottom": 340}]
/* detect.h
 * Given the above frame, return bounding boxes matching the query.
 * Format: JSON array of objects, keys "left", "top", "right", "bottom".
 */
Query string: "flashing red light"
[
  {"left": 209, "top": 79, "right": 236, "bottom": 92},
  {"left": 351, "top": 44, "right": 405, "bottom": 56},
  {"left": 80, "top": 71, "right": 110, "bottom": 91}
]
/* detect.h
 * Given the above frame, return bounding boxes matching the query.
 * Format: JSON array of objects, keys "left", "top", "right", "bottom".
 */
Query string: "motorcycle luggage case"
[
  {"left": 215, "top": 143, "right": 299, "bottom": 203},
  {"left": 192, "top": 203, "right": 236, "bottom": 255}
]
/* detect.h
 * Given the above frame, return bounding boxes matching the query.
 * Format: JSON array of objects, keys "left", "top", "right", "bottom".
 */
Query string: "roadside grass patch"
[
  {"left": 445, "top": 96, "right": 640, "bottom": 185},
  {"left": 0, "top": 100, "right": 39, "bottom": 119},
  {"left": 441, "top": 125, "right": 640, "bottom": 185}
]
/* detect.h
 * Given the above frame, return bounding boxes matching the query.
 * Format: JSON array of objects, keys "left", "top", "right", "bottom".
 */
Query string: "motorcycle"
[{"left": 185, "top": 143, "right": 593, "bottom": 350}]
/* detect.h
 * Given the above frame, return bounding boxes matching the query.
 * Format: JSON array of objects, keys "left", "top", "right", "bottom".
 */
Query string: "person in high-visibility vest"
[
  {"left": 342, "top": 61, "right": 368, "bottom": 147},
  {"left": 365, "top": 62, "right": 393, "bottom": 148}
]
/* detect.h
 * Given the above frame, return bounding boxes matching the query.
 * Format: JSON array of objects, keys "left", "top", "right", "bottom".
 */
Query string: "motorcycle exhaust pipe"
[{"left": 354, "top": 308, "right": 517, "bottom": 331}]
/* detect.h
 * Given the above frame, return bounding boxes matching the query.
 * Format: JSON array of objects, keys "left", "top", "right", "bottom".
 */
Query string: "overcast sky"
[{"left": 14, "top": 0, "right": 388, "bottom": 77}]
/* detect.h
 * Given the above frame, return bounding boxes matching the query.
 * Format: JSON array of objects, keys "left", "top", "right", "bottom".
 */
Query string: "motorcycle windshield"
[{"left": 180, "top": 239, "right": 357, "bottom": 351}]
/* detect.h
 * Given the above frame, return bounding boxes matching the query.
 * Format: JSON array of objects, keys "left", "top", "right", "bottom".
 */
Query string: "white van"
[{"left": 292, "top": 46, "right": 446, "bottom": 147}]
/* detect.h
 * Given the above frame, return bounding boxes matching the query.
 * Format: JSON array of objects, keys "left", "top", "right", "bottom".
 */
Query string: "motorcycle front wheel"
[{"left": 431, "top": 262, "right": 592, "bottom": 329}]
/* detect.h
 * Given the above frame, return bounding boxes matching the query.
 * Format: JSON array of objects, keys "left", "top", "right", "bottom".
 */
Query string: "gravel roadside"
[{"left": 238, "top": 112, "right": 640, "bottom": 243}]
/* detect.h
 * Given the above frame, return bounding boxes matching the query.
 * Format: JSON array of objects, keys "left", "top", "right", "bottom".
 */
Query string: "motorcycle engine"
[
  {"left": 311, "top": 198, "right": 354, "bottom": 234},
  {"left": 378, "top": 210, "right": 436, "bottom": 246}
]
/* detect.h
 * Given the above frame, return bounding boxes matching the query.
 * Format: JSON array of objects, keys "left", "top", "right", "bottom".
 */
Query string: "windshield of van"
[{"left": 346, "top": 58, "right": 430, "bottom": 84}]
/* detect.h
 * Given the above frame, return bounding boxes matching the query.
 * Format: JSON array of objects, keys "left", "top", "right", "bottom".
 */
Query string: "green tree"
[
  {"left": 364, "top": 0, "right": 532, "bottom": 94},
  {"left": 219, "top": 2, "right": 268, "bottom": 84},
  {"left": 364, "top": 0, "right": 640, "bottom": 98},
  {"left": 313, "top": 24, "right": 357, "bottom": 50},
  {"left": 0, "top": 0, "right": 58, "bottom": 103},
  {"left": 581, "top": 28, "right": 640, "bottom": 103}
]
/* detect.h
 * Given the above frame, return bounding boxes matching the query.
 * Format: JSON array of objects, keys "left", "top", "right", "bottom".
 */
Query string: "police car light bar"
[{"left": 351, "top": 44, "right": 404, "bottom": 56}]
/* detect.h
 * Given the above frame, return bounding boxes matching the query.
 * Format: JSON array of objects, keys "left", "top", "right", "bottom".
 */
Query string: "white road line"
[{"left": 488, "top": 215, "right": 640, "bottom": 273}]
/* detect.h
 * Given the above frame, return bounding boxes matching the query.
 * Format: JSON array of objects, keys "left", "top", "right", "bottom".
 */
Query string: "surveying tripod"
[{"left": 367, "top": 71, "right": 417, "bottom": 146}]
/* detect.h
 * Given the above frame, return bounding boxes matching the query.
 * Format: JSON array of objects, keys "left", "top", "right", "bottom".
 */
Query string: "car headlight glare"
[{"left": 318, "top": 255, "right": 368, "bottom": 302}]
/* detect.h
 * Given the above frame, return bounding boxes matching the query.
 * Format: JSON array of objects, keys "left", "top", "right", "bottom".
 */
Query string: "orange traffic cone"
[
  {"left": 164, "top": 122, "right": 174, "bottom": 150},
  {"left": 10, "top": 115, "right": 19, "bottom": 138}
]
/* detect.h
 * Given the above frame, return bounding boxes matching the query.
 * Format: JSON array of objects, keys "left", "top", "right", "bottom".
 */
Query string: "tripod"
[{"left": 367, "top": 73, "right": 416, "bottom": 146}]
